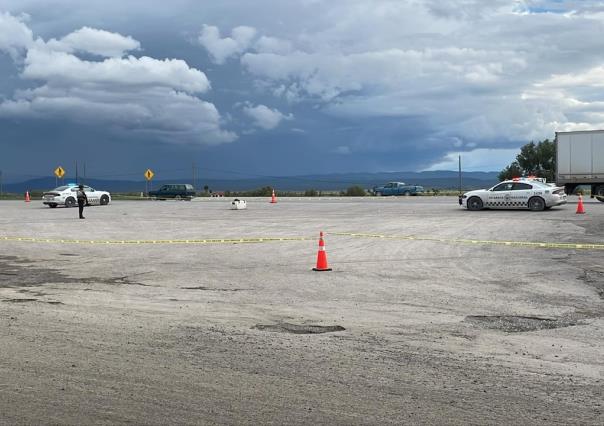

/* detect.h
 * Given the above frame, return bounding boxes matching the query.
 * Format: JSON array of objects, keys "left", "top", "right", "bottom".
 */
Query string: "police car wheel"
[
  {"left": 100, "top": 195, "right": 109, "bottom": 205},
  {"left": 467, "top": 197, "right": 483, "bottom": 211},
  {"left": 65, "top": 197, "right": 76, "bottom": 208},
  {"left": 528, "top": 197, "right": 545, "bottom": 211}
]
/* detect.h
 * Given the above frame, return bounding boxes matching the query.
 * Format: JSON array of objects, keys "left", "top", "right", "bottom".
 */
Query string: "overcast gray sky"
[{"left": 1, "top": 0, "right": 604, "bottom": 181}]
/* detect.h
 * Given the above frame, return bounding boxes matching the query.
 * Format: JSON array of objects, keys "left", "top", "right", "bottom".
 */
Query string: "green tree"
[
  {"left": 498, "top": 161, "right": 523, "bottom": 181},
  {"left": 499, "top": 139, "right": 556, "bottom": 181}
]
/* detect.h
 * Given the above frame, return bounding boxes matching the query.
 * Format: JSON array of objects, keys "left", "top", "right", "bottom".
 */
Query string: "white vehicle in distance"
[
  {"left": 459, "top": 177, "right": 567, "bottom": 211},
  {"left": 42, "top": 184, "right": 112, "bottom": 208}
]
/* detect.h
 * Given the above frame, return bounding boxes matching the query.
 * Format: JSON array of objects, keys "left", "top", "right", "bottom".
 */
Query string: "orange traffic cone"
[
  {"left": 270, "top": 189, "right": 277, "bottom": 204},
  {"left": 25, "top": 191, "right": 31, "bottom": 203},
  {"left": 576, "top": 194, "right": 585, "bottom": 214},
  {"left": 313, "top": 231, "right": 332, "bottom": 271}
]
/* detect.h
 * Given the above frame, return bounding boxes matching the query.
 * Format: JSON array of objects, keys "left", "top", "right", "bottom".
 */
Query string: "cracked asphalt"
[{"left": 0, "top": 197, "right": 603, "bottom": 425}]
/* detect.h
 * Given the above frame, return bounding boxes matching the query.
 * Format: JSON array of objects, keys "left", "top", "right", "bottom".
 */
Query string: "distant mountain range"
[{"left": 2, "top": 171, "right": 499, "bottom": 193}]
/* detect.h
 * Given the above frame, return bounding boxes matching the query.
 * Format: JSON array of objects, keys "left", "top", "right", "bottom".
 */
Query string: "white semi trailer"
[{"left": 556, "top": 130, "right": 604, "bottom": 201}]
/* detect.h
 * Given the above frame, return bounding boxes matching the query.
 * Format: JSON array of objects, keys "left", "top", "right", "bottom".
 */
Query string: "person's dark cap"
[{"left": 78, "top": 184, "right": 84, "bottom": 189}]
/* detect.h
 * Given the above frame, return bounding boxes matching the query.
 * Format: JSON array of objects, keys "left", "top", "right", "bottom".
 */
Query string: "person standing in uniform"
[{"left": 76, "top": 184, "right": 88, "bottom": 219}]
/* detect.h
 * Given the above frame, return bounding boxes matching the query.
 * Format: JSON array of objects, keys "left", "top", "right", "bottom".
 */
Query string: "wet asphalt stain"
[
  {"left": 181, "top": 286, "right": 246, "bottom": 292},
  {"left": 253, "top": 323, "right": 346, "bottom": 334},
  {"left": 97, "top": 275, "right": 151, "bottom": 287},
  {"left": 0, "top": 255, "right": 149, "bottom": 288},
  {"left": 0, "top": 256, "right": 75, "bottom": 288},
  {"left": 2, "top": 298, "right": 64, "bottom": 305},
  {"left": 464, "top": 315, "right": 582, "bottom": 333}
]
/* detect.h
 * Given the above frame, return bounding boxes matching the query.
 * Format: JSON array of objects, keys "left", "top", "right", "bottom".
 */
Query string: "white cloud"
[
  {"left": 0, "top": 11, "right": 33, "bottom": 57},
  {"left": 22, "top": 48, "right": 210, "bottom": 93},
  {"left": 426, "top": 148, "right": 519, "bottom": 172},
  {"left": 0, "top": 15, "right": 235, "bottom": 145},
  {"left": 46, "top": 27, "right": 140, "bottom": 57},
  {"left": 242, "top": 103, "right": 292, "bottom": 129},
  {"left": 222, "top": 0, "right": 604, "bottom": 155},
  {"left": 198, "top": 25, "right": 257, "bottom": 64},
  {"left": 254, "top": 36, "right": 293, "bottom": 54}
]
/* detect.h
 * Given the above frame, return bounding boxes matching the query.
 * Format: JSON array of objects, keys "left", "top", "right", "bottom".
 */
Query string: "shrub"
[{"left": 344, "top": 185, "right": 367, "bottom": 196}]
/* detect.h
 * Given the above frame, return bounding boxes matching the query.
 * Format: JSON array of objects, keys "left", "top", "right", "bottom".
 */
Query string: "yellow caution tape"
[
  {"left": 332, "top": 232, "right": 604, "bottom": 250},
  {"left": 1, "top": 233, "right": 602, "bottom": 251},
  {"left": 0, "top": 236, "right": 312, "bottom": 245}
]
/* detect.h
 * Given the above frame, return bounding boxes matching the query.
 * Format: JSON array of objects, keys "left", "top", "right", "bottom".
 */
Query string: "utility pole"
[
  {"left": 192, "top": 162, "right": 197, "bottom": 189},
  {"left": 458, "top": 155, "right": 462, "bottom": 194},
  {"left": 0, "top": 170, "right": 3, "bottom": 199},
  {"left": 75, "top": 160, "right": 79, "bottom": 184}
]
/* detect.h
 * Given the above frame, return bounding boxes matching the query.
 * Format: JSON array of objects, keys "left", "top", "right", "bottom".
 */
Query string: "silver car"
[{"left": 459, "top": 178, "right": 567, "bottom": 211}]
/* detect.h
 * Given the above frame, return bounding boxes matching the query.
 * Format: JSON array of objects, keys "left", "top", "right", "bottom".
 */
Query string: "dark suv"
[{"left": 149, "top": 184, "right": 196, "bottom": 200}]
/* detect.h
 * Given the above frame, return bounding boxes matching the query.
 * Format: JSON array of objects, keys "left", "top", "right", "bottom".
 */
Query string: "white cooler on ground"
[{"left": 231, "top": 199, "right": 247, "bottom": 210}]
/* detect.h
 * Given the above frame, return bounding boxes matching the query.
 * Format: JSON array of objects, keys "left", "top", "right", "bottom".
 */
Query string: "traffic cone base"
[
  {"left": 576, "top": 195, "right": 585, "bottom": 214},
  {"left": 313, "top": 250, "right": 332, "bottom": 271}
]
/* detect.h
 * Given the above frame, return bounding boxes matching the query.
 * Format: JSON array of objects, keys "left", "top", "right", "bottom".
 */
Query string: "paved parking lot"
[{"left": 1, "top": 197, "right": 603, "bottom": 425}]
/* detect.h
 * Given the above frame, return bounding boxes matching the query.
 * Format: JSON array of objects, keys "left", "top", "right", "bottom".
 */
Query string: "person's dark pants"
[{"left": 78, "top": 199, "right": 85, "bottom": 219}]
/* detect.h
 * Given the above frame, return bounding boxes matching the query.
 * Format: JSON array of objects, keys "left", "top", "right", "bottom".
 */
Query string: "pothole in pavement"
[
  {"left": 464, "top": 315, "right": 582, "bottom": 332},
  {"left": 579, "top": 269, "right": 604, "bottom": 299},
  {"left": 253, "top": 323, "right": 345, "bottom": 334}
]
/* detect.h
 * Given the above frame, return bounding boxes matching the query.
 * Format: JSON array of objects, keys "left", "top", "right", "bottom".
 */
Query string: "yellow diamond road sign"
[
  {"left": 145, "top": 169, "right": 154, "bottom": 181},
  {"left": 54, "top": 166, "right": 65, "bottom": 179}
]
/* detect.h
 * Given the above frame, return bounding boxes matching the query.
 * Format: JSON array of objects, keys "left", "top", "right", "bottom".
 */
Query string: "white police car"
[
  {"left": 42, "top": 184, "right": 112, "bottom": 208},
  {"left": 459, "top": 177, "right": 567, "bottom": 211}
]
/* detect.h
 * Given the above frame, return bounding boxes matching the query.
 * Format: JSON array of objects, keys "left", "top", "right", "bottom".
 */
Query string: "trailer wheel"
[{"left": 595, "top": 185, "right": 604, "bottom": 202}]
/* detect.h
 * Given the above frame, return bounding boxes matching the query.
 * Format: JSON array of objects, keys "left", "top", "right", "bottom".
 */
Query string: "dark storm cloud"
[{"left": 1, "top": 1, "right": 604, "bottom": 179}]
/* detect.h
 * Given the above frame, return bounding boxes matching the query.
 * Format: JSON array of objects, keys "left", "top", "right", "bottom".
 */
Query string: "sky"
[{"left": 1, "top": 0, "right": 604, "bottom": 182}]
